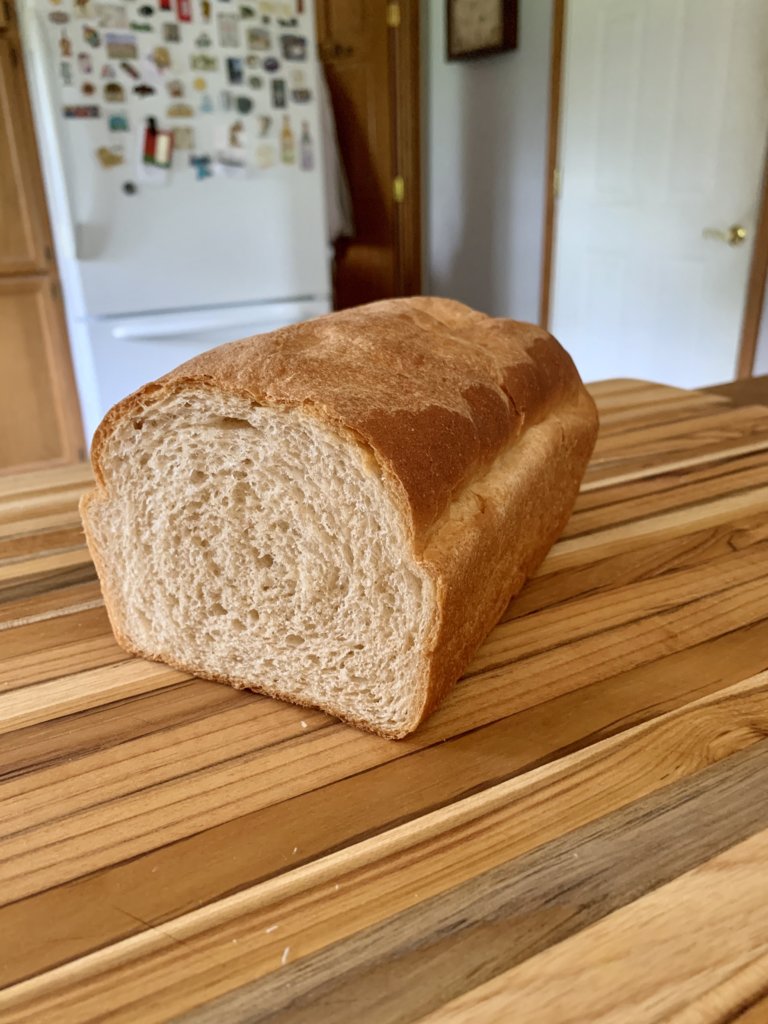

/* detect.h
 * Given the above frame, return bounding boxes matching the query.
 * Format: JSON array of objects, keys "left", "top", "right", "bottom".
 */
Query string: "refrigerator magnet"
[
  {"left": 298, "top": 119, "right": 312, "bottom": 170},
  {"left": 247, "top": 26, "right": 270, "bottom": 50},
  {"left": 95, "top": 3, "right": 128, "bottom": 28},
  {"left": 104, "top": 80, "right": 126, "bottom": 100},
  {"left": 159, "top": 0, "right": 171, "bottom": 9},
  {"left": 172, "top": 125, "right": 195, "bottom": 149},
  {"left": 129, "top": 21, "right": 153, "bottom": 31},
  {"left": 189, "top": 154, "right": 213, "bottom": 180},
  {"left": 101, "top": 62, "right": 116, "bottom": 78},
  {"left": 199, "top": 92, "right": 214, "bottom": 112},
  {"left": 248, "top": 74, "right": 262, "bottom": 88},
  {"left": 279, "top": 33, "right": 305, "bottom": 60},
  {"left": 142, "top": 116, "right": 157, "bottom": 162},
  {"left": 256, "top": 141, "right": 276, "bottom": 169},
  {"left": 133, "top": 82, "right": 156, "bottom": 95},
  {"left": 167, "top": 101, "right": 194, "bottom": 116},
  {"left": 289, "top": 66, "right": 305, "bottom": 85},
  {"left": 120, "top": 59, "right": 140, "bottom": 77},
  {"left": 217, "top": 13, "right": 239, "bottom": 46},
  {"left": 263, "top": 56, "right": 279, "bottom": 72},
  {"left": 239, "top": 4, "right": 255, "bottom": 17},
  {"left": 226, "top": 56, "right": 243, "bottom": 84},
  {"left": 108, "top": 110, "right": 130, "bottom": 130},
  {"left": 190, "top": 53, "right": 217, "bottom": 70},
  {"left": 138, "top": 5, "right": 155, "bottom": 15},
  {"left": 60, "top": 61, "right": 74, "bottom": 85},
  {"left": 236, "top": 94, "right": 252, "bottom": 113},
  {"left": 63, "top": 103, "right": 100, "bottom": 117},
  {"left": 201, "top": 0, "right": 211, "bottom": 21},
  {"left": 195, "top": 31, "right": 212, "bottom": 47},
  {"left": 49, "top": 11, "right": 70, "bottom": 24},
  {"left": 228, "top": 118, "right": 244, "bottom": 147},
  {"left": 151, "top": 45, "right": 172, "bottom": 69},
  {"left": 192, "top": 76, "right": 206, "bottom": 90},
  {"left": 219, "top": 90, "right": 233, "bottom": 111},
  {"left": 167, "top": 78, "right": 185, "bottom": 96},
  {"left": 81, "top": 81, "right": 96, "bottom": 95},
  {"left": 258, "top": 113, "right": 271, "bottom": 137},
  {"left": 123, "top": 181, "right": 137, "bottom": 194},
  {"left": 77, "top": 50, "right": 93, "bottom": 73},
  {"left": 96, "top": 144, "right": 124, "bottom": 167},
  {"left": 59, "top": 30, "right": 73, "bottom": 56},
  {"left": 290, "top": 87, "right": 310, "bottom": 103},
  {"left": 245, "top": 53, "right": 260, "bottom": 68},
  {"left": 83, "top": 24, "right": 101, "bottom": 45},
  {"left": 270, "top": 77, "right": 285, "bottom": 108},
  {"left": 106, "top": 31, "right": 138, "bottom": 58},
  {"left": 153, "top": 130, "right": 174, "bottom": 168},
  {"left": 176, "top": 0, "right": 192, "bottom": 22},
  {"left": 73, "top": 0, "right": 94, "bottom": 18},
  {"left": 162, "top": 23, "right": 180, "bottom": 41},
  {"left": 279, "top": 113, "right": 294, "bottom": 163}
]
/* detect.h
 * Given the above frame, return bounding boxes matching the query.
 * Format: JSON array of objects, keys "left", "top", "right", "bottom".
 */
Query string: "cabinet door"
[
  {"left": 0, "top": 34, "right": 51, "bottom": 274},
  {"left": 0, "top": 277, "right": 83, "bottom": 470}
]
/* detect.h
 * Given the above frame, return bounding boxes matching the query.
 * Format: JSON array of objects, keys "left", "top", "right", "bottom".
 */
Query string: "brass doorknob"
[{"left": 702, "top": 224, "right": 748, "bottom": 246}]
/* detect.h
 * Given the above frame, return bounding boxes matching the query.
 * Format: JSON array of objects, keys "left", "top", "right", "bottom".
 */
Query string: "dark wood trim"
[
  {"left": 392, "top": 0, "right": 422, "bottom": 295},
  {"left": 737, "top": 137, "right": 768, "bottom": 378},
  {"left": 539, "top": 0, "right": 565, "bottom": 329}
]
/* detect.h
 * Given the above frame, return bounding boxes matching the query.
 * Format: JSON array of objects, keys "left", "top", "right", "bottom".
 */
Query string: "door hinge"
[
  {"left": 386, "top": 2, "right": 400, "bottom": 28},
  {"left": 393, "top": 175, "right": 405, "bottom": 203},
  {"left": 553, "top": 167, "right": 561, "bottom": 198}
]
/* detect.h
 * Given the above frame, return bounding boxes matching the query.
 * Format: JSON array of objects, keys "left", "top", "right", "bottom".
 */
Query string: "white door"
[{"left": 551, "top": 0, "right": 768, "bottom": 387}]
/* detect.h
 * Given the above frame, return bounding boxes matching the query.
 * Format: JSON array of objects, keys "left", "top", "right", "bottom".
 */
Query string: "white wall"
[{"left": 422, "top": 0, "right": 554, "bottom": 322}]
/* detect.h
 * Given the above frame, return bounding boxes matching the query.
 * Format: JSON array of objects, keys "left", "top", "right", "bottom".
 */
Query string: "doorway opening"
[{"left": 316, "top": 0, "right": 421, "bottom": 310}]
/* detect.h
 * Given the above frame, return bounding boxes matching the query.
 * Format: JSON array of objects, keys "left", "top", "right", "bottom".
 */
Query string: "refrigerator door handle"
[
  {"left": 110, "top": 308, "right": 313, "bottom": 340},
  {"left": 24, "top": 10, "right": 81, "bottom": 261}
]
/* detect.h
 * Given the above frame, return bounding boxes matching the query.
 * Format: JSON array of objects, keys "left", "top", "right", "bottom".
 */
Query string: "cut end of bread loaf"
[{"left": 82, "top": 389, "right": 435, "bottom": 738}]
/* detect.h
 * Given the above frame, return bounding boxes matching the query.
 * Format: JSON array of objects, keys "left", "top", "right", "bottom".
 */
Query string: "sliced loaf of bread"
[{"left": 81, "top": 297, "right": 598, "bottom": 737}]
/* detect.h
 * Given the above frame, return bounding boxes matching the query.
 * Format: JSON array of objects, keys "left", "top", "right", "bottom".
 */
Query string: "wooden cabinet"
[
  {"left": 0, "top": 35, "right": 52, "bottom": 275},
  {"left": 0, "top": 277, "right": 82, "bottom": 467},
  {"left": 0, "top": 2, "right": 83, "bottom": 472}
]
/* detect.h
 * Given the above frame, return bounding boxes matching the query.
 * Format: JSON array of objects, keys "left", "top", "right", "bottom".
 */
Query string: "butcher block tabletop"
[{"left": 3, "top": 378, "right": 768, "bottom": 1024}]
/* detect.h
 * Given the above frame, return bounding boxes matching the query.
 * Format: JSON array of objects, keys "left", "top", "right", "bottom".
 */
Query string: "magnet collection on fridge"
[{"left": 51, "top": 0, "right": 317, "bottom": 185}]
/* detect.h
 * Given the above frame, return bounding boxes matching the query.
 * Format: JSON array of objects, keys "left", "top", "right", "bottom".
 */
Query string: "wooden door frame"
[
  {"left": 539, "top": 0, "right": 768, "bottom": 380},
  {"left": 391, "top": 0, "right": 422, "bottom": 295}
]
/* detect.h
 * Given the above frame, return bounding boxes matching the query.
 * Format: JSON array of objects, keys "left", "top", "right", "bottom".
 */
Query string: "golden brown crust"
[
  {"left": 83, "top": 297, "right": 599, "bottom": 738},
  {"left": 89, "top": 297, "right": 587, "bottom": 545}
]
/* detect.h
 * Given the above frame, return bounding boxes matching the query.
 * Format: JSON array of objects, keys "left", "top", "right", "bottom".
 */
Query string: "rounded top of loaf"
[{"left": 91, "top": 296, "right": 595, "bottom": 542}]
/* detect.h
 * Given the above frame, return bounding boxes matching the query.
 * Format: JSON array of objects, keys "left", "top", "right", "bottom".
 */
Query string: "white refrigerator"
[{"left": 19, "top": 0, "right": 331, "bottom": 440}]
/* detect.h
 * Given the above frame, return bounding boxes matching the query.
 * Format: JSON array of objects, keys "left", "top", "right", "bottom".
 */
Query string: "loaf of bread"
[{"left": 81, "top": 297, "right": 598, "bottom": 738}]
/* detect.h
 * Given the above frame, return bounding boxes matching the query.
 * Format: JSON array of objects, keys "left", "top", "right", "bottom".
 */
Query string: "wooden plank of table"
[
  {"left": 180, "top": 738, "right": 768, "bottom": 1024},
  {"left": 2, "top": 672, "right": 768, "bottom": 1022},
  {"left": 415, "top": 825, "right": 768, "bottom": 1024}
]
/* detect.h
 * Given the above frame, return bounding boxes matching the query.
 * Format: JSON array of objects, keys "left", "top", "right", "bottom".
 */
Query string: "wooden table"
[{"left": 3, "top": 379, "right": 768, "bottom": 1024}]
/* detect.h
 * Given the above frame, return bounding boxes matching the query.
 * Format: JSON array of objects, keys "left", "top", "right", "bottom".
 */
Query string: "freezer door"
[
  {"left": 84, "top": 299, "right": 329, "bottom": 438},
  {"left": 21, "top": 0, "right": 331, "bottom": 317}
]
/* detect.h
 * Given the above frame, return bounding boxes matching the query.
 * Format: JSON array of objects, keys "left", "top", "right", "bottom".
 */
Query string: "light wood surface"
[{"left": 3, "top": 380, "right": 768, "bottom": 1023}]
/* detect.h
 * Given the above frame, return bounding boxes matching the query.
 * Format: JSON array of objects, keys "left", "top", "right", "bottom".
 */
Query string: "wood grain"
[{"left": 2, "top": 380, "right": 768, "bottom": 1023}]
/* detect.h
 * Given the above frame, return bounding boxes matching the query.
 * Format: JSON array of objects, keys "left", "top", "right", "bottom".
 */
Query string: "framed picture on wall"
[{"left": 446, "top": 0, "right": 518, "bottom": 61}]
